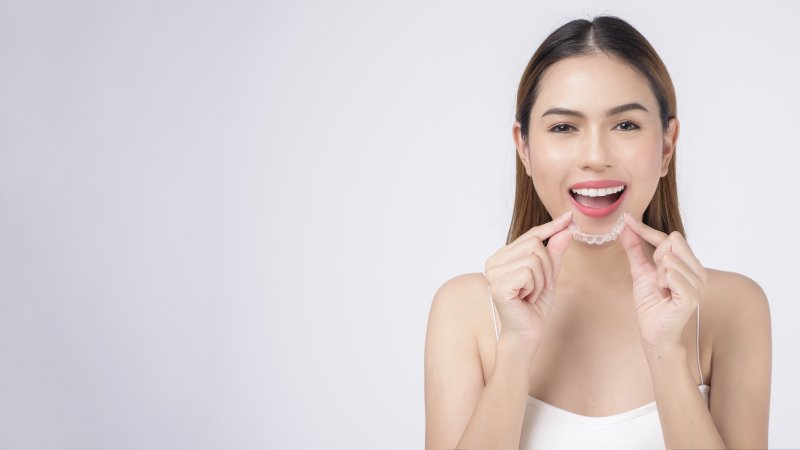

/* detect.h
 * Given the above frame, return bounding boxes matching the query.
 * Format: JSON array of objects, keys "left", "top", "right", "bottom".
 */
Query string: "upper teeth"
[{"left": 571, "top": 186, "right": 625, "bottom": 197}]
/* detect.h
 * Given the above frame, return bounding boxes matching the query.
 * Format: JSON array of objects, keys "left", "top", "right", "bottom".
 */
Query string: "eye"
[
  {"left": 616, "top": 121, "right": 640, "bottom": 131},
  {"left": 549, "top": 123, "right": 576, "bottom": 133}
]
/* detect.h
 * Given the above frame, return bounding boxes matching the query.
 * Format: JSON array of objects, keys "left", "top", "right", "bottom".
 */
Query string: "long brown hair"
[{"left": 508, "top": 16, "right": 685, "bottom": 245}]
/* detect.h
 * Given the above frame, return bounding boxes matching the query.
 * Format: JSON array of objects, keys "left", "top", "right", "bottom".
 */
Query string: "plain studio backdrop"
[{"left": 1, "top": 0, "right": 798, "bottom": 449}]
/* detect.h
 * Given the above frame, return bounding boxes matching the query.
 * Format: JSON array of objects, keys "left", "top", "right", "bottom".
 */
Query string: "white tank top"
[{"left": 488, "top": 293, "right": 711, "bottom": 449}]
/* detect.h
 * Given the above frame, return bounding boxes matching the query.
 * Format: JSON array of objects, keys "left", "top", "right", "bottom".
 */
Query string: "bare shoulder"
[
  {"left": 704, "top": 267, "right": 771, "bottom": 333},
  {"left": 424, "top": 272, "right": 491, "bottom": 450},
  {"left": 428, "top": 272, "right": 491, "bottom": 327},
  {"left": 704, "top": 268, "right": 769, "bottom": 316},
  {"left": 700, "top": 268, "right": 772, "bottom": 447}
]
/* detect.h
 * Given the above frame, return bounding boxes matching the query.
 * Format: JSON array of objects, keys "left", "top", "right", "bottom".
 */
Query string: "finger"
[
  {"left": 491, "top": 254, "right": 546, "bottom": 301},
  {"left": 517, "top": 256, "right": 545, "bottom": 303},
  {"left": 525, "top": 262, "right": 546, "bottom": 304},
  {"left": 661, "top": 252, "right": 702, "bottom": 291},
  {"left": 495, "top": 238, "right": 551, "bottom": 284},
  {"left": 654, "top": 264, "right": 672, "bottom": 298},
  {"left": 494, "top": 266, "right": 534, "bottom": 304},
  {"left": 652, "top": 232, "right": 705, "bottom": 289},
  {"left": 544, "top": 227, "right": 573, "bottom": 288},
  {"left": 664, "top": 232, "right": 706, "bottom": 279},
  {"left": 535, "top": 249, "right": 553, "bottom": 291},
  {"left": 665, "top": 266, "right": 698, "bottom": 310},
  {"left": 652, "top": 241, "right": 673, "bottom": 268},
  {"left": 491, "top": 211, "right": 571, "bottom": 273},
  {"left": 619, "top": 221, "right": 654, "bottom": 277},
  {"left": 623, "top": 213, "right": 668, "bottom": 248},
  {"left": 515, "top": 210, "right": 573, "bottom": 244},
  {"left": 488, "top": 252, "right": 544, "bottom": 281}
]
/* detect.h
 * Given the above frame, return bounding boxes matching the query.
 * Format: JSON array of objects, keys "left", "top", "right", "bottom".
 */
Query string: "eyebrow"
[{"left": 540, "top": 102, "right": 649, "bottom": 118}]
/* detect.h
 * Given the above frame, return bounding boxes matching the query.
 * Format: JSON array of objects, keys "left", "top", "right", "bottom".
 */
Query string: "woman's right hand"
[{"left": 483, "top": 210, "right": 574, "bottom": 350}]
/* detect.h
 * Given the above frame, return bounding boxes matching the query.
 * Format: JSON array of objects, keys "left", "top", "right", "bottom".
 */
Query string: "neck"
[{"left": 557, "top": 237, "right": 656, "bottom": 288}]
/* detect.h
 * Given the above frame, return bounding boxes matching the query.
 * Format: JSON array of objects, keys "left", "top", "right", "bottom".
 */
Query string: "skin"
[{"left": 424, "top": 52, "right": 771, "bottom": 450}]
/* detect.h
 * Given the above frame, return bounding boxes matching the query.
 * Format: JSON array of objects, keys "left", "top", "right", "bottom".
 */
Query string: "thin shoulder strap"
[
  {"left": 696, "top": 303, "right": 705, "bottom": 385},
  {"left": 489, "top": 294, "right": 499, "bottom": 342}
]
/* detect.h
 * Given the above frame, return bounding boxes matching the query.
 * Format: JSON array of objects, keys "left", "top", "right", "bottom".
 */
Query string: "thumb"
[
  {"left": 619, "top": 223, "right": 651, "bottom": 276},
  {"left": 545, "top": 227, "right": 573, "bottom": 284}
]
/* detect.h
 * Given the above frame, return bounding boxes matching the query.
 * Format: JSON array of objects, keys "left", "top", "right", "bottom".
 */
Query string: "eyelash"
[{"left": 549, "top": 121, "right": 641, "bottom": 133}]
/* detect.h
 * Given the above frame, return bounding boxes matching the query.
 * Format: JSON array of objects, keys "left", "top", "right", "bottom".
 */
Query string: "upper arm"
[
  {"left": 424, "top": 274, "right": 487, "bottom": 450},
  {"left": 708, "top": 271, "right": 772, "bottom": 448}
]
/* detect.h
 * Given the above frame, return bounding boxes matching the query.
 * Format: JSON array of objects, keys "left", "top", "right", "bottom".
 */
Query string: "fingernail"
[{"left": 559, "top": 211, "right": 573, "bottom": 220}]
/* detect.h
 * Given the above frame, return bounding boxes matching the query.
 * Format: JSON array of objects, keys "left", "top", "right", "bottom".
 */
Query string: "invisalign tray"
[{"left": 568, "top": 214, "right": 625, "bottom": 245}]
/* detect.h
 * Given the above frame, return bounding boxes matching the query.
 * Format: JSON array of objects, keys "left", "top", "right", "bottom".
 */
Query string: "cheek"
[
  {"left": 528, "top": 150, "right": 569, "bottom": 213},
  {"left": 618, "top": 131, "right": 665, "bottom": 175},
  {"left": 622, "top": 143, "right": 665, "bottom": 207},
  {"left": 528, "top": 136, "right": 573, "bottom": 181},
  {"left": 624, "top": 153, "right": 662, "bottom": 179}
]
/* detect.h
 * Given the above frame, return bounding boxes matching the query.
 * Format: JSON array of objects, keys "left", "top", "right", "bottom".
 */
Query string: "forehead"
[{"left": 534, "top": 53, "right": 658, "bottom": 114}]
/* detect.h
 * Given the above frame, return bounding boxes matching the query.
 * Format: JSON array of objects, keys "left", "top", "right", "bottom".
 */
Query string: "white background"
[{"left": 1, "top": 0, "right": 798, "bottom": 449}]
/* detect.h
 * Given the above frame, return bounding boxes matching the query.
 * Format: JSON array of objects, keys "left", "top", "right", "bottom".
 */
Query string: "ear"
[
  {"left": 512, "top": 121, "right": 533, "bottom": 176},
  {"left": 660, "top": 117, "right": 680, "bottom": 177}
]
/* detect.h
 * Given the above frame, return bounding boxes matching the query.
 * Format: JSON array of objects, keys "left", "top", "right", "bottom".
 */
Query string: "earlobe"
[
  {"left": 512, "top": 122, "right": 532, "bottom": 176},
  {"left": 661, "top": 118, "right": 680, "bottom": 176},
  {"left": 661, "top": 143, "right": 672, "bottom": 176},
  {"left": 518, "top": 144, "right": 531, "bottom": 176}
]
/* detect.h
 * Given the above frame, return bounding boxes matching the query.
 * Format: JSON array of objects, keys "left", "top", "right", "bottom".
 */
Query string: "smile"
[{"left": 568, "top": 185, "right": 627, "bottom": 218}]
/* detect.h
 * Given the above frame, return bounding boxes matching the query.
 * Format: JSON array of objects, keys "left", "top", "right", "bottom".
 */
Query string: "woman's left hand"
[{"left": 619, "top": 213, "right": 708, "bottom": 359}]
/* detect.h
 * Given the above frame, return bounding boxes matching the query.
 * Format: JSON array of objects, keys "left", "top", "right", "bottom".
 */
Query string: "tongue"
[{"left": 575, "top": 193, "right": 615, "bottom": 209}]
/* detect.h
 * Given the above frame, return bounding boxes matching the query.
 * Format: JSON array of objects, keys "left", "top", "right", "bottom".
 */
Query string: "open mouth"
[{"left": 569, "top": 185, "right": 625, "bottom": 209}]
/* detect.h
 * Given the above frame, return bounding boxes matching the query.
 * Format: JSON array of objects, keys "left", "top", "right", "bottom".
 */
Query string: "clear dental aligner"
[{"left": 568, "top": 214, "right": 625, "bottom": 245}]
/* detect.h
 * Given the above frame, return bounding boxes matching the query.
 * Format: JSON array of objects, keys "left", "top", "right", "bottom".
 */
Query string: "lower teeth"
[{"left": 568, "top": 215, "right": 625, "bottom": 245}]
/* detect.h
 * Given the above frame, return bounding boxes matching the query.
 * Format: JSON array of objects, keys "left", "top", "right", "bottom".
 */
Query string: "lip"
[{"left": 569, "top": 186, "right": 627, "bottom": 218}]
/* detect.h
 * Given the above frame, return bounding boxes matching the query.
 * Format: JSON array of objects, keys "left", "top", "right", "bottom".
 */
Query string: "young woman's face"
[{"left": 514, "top": 53, "right": 678, "bottom": 235}]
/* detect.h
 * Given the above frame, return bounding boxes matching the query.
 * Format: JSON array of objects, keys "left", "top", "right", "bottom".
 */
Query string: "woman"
[{"left": 424, "top": 16, "right": 771, "bottom": 450}]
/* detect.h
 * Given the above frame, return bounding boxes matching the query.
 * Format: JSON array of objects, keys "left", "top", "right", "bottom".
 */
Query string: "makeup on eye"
[
  {"left": 615, "top": 121, "right": 641, "bottom": 131},
  {"left": 550, "top": 123, "right": 576, "bottom": 133},
  {"left": 547, "top": 120, "right": 641, "bottom": 133}
]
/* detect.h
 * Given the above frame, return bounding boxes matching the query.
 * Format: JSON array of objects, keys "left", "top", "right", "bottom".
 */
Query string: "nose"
[{"left": 579, "top": 128, "right": 613, "bottom": 170}]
